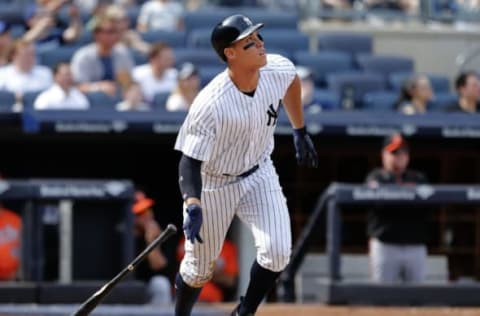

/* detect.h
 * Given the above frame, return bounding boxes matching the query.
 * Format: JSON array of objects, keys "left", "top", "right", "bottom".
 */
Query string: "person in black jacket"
[{"left": 365, "top": 133, "right": 429, "bottom": 283}]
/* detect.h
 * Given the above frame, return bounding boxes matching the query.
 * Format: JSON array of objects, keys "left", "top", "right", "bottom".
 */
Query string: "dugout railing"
[{"left": 279, "top": 183, "right": 480, "bottom": 306}]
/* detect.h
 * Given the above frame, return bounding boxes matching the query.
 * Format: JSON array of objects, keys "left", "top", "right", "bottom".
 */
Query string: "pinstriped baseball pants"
[{"left": 179, "top": 159, "right": 292, "bottom": 287}]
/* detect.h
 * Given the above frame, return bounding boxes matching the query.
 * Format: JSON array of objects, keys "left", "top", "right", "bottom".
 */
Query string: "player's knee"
[
  {"left": 179, "top": 262, "right": 215, "bottom": 287},
  {"left": 259, "top": 246, "right": 291, "bottom": 272}
]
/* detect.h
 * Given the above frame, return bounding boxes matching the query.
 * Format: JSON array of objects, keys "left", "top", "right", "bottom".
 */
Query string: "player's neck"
[{"left": 228, "top": 67, "right": 259, "bottom": 93}]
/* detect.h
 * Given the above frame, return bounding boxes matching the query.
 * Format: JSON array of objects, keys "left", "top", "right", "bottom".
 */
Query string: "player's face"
[
  {"left": 382, "top": 148, "right": 409, "bottom": 174},
  {"left": 231, "top": 32, "right": 266, "bottom": 66}
]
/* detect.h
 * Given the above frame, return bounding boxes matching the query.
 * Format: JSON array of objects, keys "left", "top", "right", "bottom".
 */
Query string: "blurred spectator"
[
  {"left": 133, "top": 190, "right": 172, "bottom": 305},
  {"left": 116, "top": 82, "right": 151, "bottom": 111},
  {"left": 362, "top": 0, "right": 419, "bottom": 14},
  {"left": 296, "top": 66, "right": 327, "bottom": 112},
  {"left": 23, "top": 0, "right": 82, "bottom": 48},
  {"left": 395, "top": 74, "right": 433, "bottom": 115},
  {"left": 321, "top": 0, "right": 355, "bottom": 9},
  {"left": 0, "top": 21, "right": 13, "bottom": 67},
  {"left": 105, "top": 4, "right": 151, "bottom": 55},
  {"left": 71, "top": 14, "right": 134, "bottom": 96},
  {"left": 0, "top": 40, "right": 53, "bottom": 110},
  {"left": 166, "top": 62, "right": 200, "bottom": 112},
  {"left": 132, "top": 42, "right": 177, "bottom": 103},
  {"left": 136, "top": 0, "right": 184, "bottom": 32},
  {"left": 0, "top": 173, "right": 22, "bottom": 281},
  {"left": 177, "top": 235, "right": 238, "bottom": 302},
  {"left": 34, "top": 62, "right": 90, "bottom": 110},
  {"left": 447, "top": 70, "right": 480, "bottom": 113},
  {"left": 85, "top": 0, "right": 112, "bottom": 31},
  {"left": 366, "top": 133, "right": 429, "bottom": 284}
]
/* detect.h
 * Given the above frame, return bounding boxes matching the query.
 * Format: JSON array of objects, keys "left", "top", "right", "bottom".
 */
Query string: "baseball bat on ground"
[{"left": 71, "top": 223, "right": 178, "bottom": 316}]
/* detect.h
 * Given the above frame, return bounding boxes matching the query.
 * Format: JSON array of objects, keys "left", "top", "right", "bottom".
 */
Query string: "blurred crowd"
[{"left": 0, "top": 0, "right": 478, "bottom": 114}]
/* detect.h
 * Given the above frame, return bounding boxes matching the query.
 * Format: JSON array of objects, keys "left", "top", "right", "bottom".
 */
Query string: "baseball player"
[{"left": 174, "top": 14, "right": 318, "bottom": 316}]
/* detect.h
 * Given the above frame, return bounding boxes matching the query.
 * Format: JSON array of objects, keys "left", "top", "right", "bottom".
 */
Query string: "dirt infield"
[{"left": 215, "top": 304, "right": 480, "bottom": 316}]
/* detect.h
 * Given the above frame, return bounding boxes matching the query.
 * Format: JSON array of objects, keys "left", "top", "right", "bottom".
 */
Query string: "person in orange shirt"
[
  {"left": 0, "top": 203, "right": 22, "bottom": 281},
  {"left": 177, "top": 236, "right": 238, "bottom": 302}
]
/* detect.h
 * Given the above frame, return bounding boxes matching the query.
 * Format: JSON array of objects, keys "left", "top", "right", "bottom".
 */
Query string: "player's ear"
[{"left": 224, "top": 47, "right": 236, "bottom": 61}]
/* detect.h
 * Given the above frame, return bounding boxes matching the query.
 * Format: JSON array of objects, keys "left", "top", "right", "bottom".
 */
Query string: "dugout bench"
[
  {"left": 0, "top": 179, "right": 147, "bottom": 303},
  {"left": 282, "top": 183, "right": 480, "bottom": 306}
]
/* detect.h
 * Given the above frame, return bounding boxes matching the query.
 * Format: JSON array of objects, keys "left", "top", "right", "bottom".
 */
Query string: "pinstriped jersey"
[{"left": 174, "top": 54, "right": 296, "bottom": 176}]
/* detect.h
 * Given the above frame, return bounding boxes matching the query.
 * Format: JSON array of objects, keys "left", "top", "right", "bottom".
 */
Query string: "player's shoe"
[{"left": 230, "top": 297, "right": 254, "bottom": 316}]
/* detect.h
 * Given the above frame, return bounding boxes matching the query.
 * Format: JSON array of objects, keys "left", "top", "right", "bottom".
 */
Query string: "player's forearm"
[
  {"left": 178, "top": 154, "right": 203, "bottom": 205},
  {"left": 282, "top": 75, "right": 305, "bottom": 129}
]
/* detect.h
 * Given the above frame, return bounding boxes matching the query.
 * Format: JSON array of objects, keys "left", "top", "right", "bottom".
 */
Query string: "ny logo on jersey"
[{"left": 266, "top": 101, "right": 280, "bottom": 126}]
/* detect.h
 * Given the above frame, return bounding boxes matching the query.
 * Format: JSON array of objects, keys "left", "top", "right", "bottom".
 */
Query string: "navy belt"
[{"left": 223, "top": 164, "right": 259, "bottom": 178}]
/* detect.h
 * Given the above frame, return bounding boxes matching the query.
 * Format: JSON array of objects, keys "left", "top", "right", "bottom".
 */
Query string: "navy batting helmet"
[{"left": 211, "top": 14, "right": 264, "bottom": 62}]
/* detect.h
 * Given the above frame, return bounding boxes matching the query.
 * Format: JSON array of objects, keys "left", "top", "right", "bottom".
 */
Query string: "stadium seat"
[
  {"left": 293, "top": 51, "right": 353, "bottom": 87},
  {"left": 429, "top": 92, "right": 457, "bottom": 111},
  {"left": 174, "top": 48, "right": 222, "bottom": 67},
  {"left": 389, "top": 72, "right": 451, "bottom": 93},
  {"left": 186, "top": 28, "right": 211, "bottom": 49},
  {"left": 132, "top": 50, "right": 148, "bottom": 65},
  {"left": 10, "top": 23, "right": 25, "bottom": 39},
  {"left": 140, "top": 30, "right": 186, "bottom": 47},
  {"left": 199, "top": 65, "right": 225, "bottom": 87},
  {"left": 326, "top": 72, "right": 385, "bottom": 109},
  {"left": 356, "top": 54, "right": 415, "bottom": 80},
  {"left": 308, "top": 89, "right": 341, "bottom": 111},
  {"left": 318, "top": 33, "right": 373, "bottom": 56},
  {"left": 362, "top": 91, "right": 398, "bottom": 111},
  {"left": 260, "top": 30, "right": 309, "bottom": 56},
  {"left": 37, "top": 46, "right": 78, "bottom": 68},
  {"left": 0, "top": 90, "right": 15, "bottom": 111},
  {"left": 22, "top": 90, "right": 43, "bottom": 110},
  {"left": 184, "top": 11, "right": 232, "bottom": 34},
  {"left": 85, "top": 91, "right": 121, "bottom": 109},
  {"left": 244, "top": 11, "right": 298, "bottom": 29},
  {"left": 152, "top": 91, "right": 170, "bottom": 111}
]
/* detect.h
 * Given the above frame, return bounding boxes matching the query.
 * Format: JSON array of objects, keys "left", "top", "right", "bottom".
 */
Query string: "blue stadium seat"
[
  {"left": 22, "top": 90, "right": 43, "bottom": 110},
  {"left": 0, "top": 90, "right": 15, "bottom": 111},
  {"left": 362, "top": 91, "right": 397, "bottom": 111},
  {"left": 326, "top": 72, "right": 385, "bottom": 109},
  {"left": 244, "top": 11, "right": 298, "bottom": 29},
  {"left": 198, "top": 65, "right": 225, "bottom": 87},
  {"left": 85, "top": 91, "right": 121, "bottom": 109},
  {"left": 260, "top": 30, "right": 309, "bottom": 56},
  {"left": 37, "top": 46, "right": 78, "bottom": 68},
  {"left": 429, "top": 92, "right": 457, "bottom": 112},
  {"left": 310, "top": 89, "right": 341, "bottom": 111},
  {"left": 293, "top": 51, "right": 353, "bottom": 87},
  {"left": 140, "top": 30, "right": 186, "bottom": 47},
  {"left": 184, "top": 11, "right": 232, "bottom": 34},
  {"left": 389, "top": 72, "right": 451, "bottom": 93},
  {"left": 132, "top": 50, "right": 148, "bottom": 65},
  {"left": 174, "top": 48, "right": 222, "bottom": 67},
  {"left": 10, "top": 23, "right": 25, "bottom": 39},
  {"left": 356, "top": 54, "right": 414, "bottom": 79},
  {"left": 152, "top": 91, "right": 170, "bottom": 111},
  {"left": 318, "top": 33, "right": 373, "bottom": 56},
  {"left": 187, "top": 28, "right": 212, "bottom": 49}
]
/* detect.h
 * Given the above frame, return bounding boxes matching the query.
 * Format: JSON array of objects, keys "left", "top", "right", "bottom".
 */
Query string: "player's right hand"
[{"left": 183, "top": 204, "right": 203, "bottom": 244}]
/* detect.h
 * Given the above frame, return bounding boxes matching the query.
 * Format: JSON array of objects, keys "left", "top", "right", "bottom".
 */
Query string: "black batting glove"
[
  {"left": 293, "top": 126, "right": 319, "bottom": 168},
  {"left": 183, "top": 204, "right": 203, "bottom": 244}
]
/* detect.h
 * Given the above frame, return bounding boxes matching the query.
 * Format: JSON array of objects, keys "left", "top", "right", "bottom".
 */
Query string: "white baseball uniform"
[{"left": 174, "top": 54, "right": 296, "bottom": 287}]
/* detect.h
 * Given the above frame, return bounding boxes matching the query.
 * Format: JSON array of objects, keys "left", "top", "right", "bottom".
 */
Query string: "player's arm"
[
  {"left": 282, "top": 75, "right": 304, "bottom": 129},
  {"left": 283, "top": 75, "right": 319, "bottom": 168},
  {"left": 178, "top": 154, "right": 204, "bottom": 243}
]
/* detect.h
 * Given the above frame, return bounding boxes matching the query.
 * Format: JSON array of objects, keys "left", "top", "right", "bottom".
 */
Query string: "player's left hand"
[
  {"left": 293, "top": 126, "right": 318, "bottom": 168},
  {"left": 183, "top": 204, "right": 203, "bottom": 244}
]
